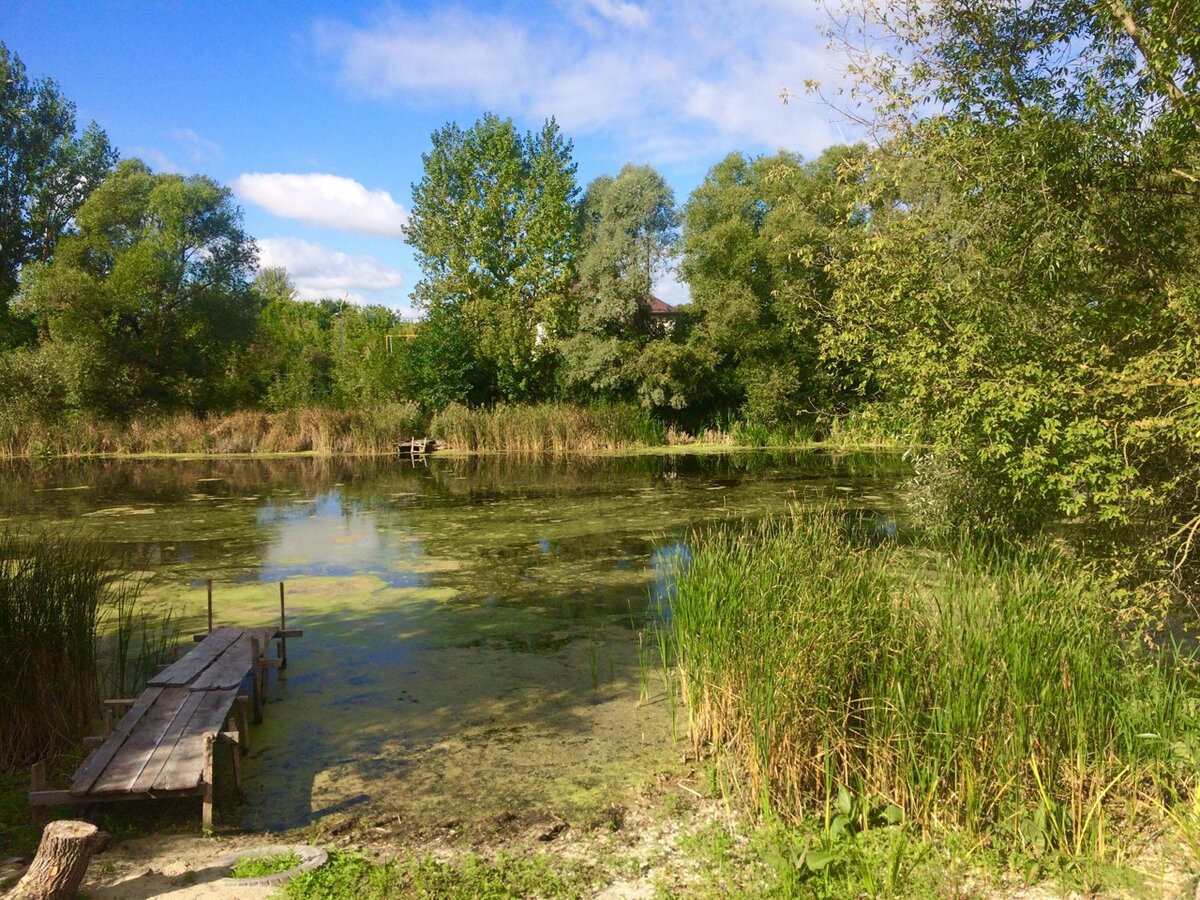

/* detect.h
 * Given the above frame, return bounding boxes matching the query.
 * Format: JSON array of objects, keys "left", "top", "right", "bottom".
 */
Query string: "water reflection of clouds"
[
  {"left": 253, "top": 489, "right": 425, "bottom": 587},
  {"left": 650, "top": 541, "right": 693, "bottom": 619}
]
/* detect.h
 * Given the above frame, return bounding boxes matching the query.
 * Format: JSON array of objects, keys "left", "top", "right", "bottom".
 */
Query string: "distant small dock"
[
  {"left": 29, "top": 584, "right": 302, "bottom": 829},
  {"left": 396, "top": 437, "right": 435, "bottom": 459}
]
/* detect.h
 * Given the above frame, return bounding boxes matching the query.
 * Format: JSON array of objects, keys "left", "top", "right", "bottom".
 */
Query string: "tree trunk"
[{"left": 9, "top": 820, "right": 100, "bottom": 900}]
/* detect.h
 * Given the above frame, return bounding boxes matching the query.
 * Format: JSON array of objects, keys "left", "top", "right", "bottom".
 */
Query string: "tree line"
[{"left": 1, "top": 0, "right": 1198, "bottom": 598}]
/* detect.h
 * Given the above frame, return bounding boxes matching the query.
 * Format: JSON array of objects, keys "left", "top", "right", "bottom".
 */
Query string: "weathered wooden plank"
[
  {"left": 153, "top": 689, "right": 238, "bottom": 792},
  {"left": 150, "top": 626, "right": 240, "bottom": 687},
  {"left": 128, "top": 691, "right": 207, "bottom": 794},
  {"left": 90, "top": 688, "right": 191, "bottom": 794},
  {"left": 70, "top": 687, "right": 164, "bottom": 794},
  {"left": 189, "top": 632, "right": 255, "bottom": 690},
  {"left": 27, "top": 790, "right": 75, "bottom": 807}
]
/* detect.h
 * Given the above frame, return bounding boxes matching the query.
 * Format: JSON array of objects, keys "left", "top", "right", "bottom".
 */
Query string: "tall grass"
[
  {"left": 429, "top": 402, "right": 664, "bottom": 453},
  {"left": 666, "top": 508, "right": 1198, "bottom": 856},
  {"left": 0, "top": 531, "right": 111, "bottom": 768},
  {"left": 106, "top": 584, "right": 179, "bottom": 700},
  {"left": 0, "top": 403, "right": 427, "bottom": 458},
  {"left": 0, "top": 530, "right": 178, "bottom": 769}
]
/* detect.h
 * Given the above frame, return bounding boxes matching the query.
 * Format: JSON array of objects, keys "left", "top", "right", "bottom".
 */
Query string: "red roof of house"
[{"left": 648, "top": 294, "right": 678, "bottom": 315}]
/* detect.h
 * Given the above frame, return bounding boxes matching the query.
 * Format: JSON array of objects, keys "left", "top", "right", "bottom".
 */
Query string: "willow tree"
[
  {"left": 19, "top": 160, "right": 259, "bottom": 417},
  {"left": 561, "top": 164, "right": 679, "bottom": 402}
]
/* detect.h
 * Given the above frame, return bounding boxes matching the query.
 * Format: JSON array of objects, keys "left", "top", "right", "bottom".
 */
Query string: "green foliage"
[
  {"left": 0, "top": 43, "right": 117, "bottom": 340},
  {"left": 678, "top": 147, "right": 869, "bottom": 427},
  {"left": 407, "top": 114, "right": 579, "bottom": 403},
  {"left": 667, "top": 508, "right": 1199, "bottom": 859},
  {"left": 401, "top": 300, "right": 481, "bottom": 409},
  {"left": 818, "top": 0, "right": 1200, "bottom": 598},
  {"left": 19, "top": 159, "right": 259, "bottom": 417}
]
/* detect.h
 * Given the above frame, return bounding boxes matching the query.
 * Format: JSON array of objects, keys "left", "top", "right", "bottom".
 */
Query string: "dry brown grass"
[{"left": 0, "top": 403, "right": 427, "bottom": 458}]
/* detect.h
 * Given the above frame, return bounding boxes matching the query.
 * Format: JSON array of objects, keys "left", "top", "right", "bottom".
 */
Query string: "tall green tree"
[
  {"left": 19, "top": 160, "right": 259, "bottom": 417},
  {"left": 406, "top": 114, "right": 579, "bottom": 403},
  {"left": 0, "top": 43, "right": 117, "bottom": 344},
  {"left": 562, "top": 164, "right": 678, "bottom": 401}
]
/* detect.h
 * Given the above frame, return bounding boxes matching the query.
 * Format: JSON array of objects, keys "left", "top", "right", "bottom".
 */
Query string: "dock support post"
[
  {"left": 207, "top": 579, "right": 213, "bottom": 633},
  {"left": 201, "top": 732, "right": 215, "bottom": 830},
  {"left": 250, "top": 636, "right": 263, "bottom": 724},
  {"left": 279, "top": 581, "right": 287, "bottom": 670},
  {"left": 219, "top": 731, "right": 242, "bottom": 791},
  {"left": 234, "top": 695, "right": 250, "bottom": 753}
]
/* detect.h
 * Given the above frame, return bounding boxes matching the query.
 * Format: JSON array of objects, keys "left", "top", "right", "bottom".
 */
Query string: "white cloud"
[
  {"left": 170, "top": 127, "right": 221, "bottom": 163},
  {"left": 235, "top": 173, "right": 409, "bottom": 238},
  {"left": 313, "top": 10, "right": 531, "bottom": 105},
  {"left": 683, "top": 45, "right": 848, "bottom": 155},
  {"left": 584, "top": 0, "right": 650, "bottom": 28},
  {"left": 311, "top": 3, "right": 853, "bottom": 165},
  {"left": 258, "top": 237, "right": 405, "bottom": 303}
]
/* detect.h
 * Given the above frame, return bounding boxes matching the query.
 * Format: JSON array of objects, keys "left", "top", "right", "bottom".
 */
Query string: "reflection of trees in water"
[{"left": 0, "top": 448, "right": 910, "bottom": 522}]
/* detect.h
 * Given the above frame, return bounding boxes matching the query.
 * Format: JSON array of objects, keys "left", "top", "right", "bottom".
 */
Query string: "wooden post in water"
[
  {"left": 250, "top": 635, "right": 263, "bottom": 724},
  {"left": 279, "top": 581, "right": 287, "bottom": 669},
  {"left": 206, "top": 579, "right": 213, "bottom": 633}
]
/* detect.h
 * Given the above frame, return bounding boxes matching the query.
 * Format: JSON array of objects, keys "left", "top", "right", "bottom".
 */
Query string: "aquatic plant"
[
  {"left": 666, "top": 507, "right": 1199, "bottom": 858},
  {"left": 0, "top": 530, "right": 110, "bottom": 767},
  {"left": 106, "top": 585, "right": 178, "bottom": 700}
]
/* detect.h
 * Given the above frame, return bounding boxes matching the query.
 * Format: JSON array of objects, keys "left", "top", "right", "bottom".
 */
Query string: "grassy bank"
[
  {"left": 0, "top": 401, "right": 914, "bottom": 460},
  {"left": 665, "top": 508, "right": 1199, "bottom": 872}
]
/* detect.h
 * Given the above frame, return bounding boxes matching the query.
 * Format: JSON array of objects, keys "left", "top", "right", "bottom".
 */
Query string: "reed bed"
[
  {"left": 666, "top": 508, "right": 1197, "bottom": 856},
  {"left": 0, "top": 531, "right": 110, "bottom": 768},
  {"left": 0, "top": 403, "right": 427, "bottom": 457},
  {"left": 429, "top": 402, "right": 665, "bottom": 453},
  {"left": 0, "top": 531, "right": 178, "bottom": 769}
]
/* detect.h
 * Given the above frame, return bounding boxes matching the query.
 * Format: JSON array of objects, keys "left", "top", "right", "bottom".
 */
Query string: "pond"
[{"left": 0, "top": 450, "right": 907, "bottom": 833}]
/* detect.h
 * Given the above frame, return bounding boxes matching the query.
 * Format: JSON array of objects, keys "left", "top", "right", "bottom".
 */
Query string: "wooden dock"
[
  {"left": 29, "top": 587, "right": 302, "bottom": 829},
  {"left": 396, "top": 437, "right": 435, "bottom": 458}
]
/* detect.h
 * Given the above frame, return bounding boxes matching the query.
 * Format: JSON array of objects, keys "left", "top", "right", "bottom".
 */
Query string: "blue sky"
[{"left": 6, "top": 0, "right": 851, "bottom": 315}]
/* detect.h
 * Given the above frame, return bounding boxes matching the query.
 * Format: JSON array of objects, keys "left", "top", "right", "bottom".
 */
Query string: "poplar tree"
[{"left": 406, "top": 114, "right": 579, "bottom": 403}]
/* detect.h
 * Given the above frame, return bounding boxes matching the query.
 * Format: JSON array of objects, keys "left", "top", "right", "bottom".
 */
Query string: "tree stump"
[{"left": 9, "top": 820, "right": 100, "bottom": 900}]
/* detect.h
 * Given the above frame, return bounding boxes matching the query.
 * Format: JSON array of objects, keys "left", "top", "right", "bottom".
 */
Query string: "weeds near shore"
[{"left": 664, "top": 507, "right": 1199, "bottom": 862}]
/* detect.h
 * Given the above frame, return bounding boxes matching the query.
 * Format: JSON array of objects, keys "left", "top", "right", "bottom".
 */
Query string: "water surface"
[{"left": 0, "top": 451, "right": 905, "bottom": 831}]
